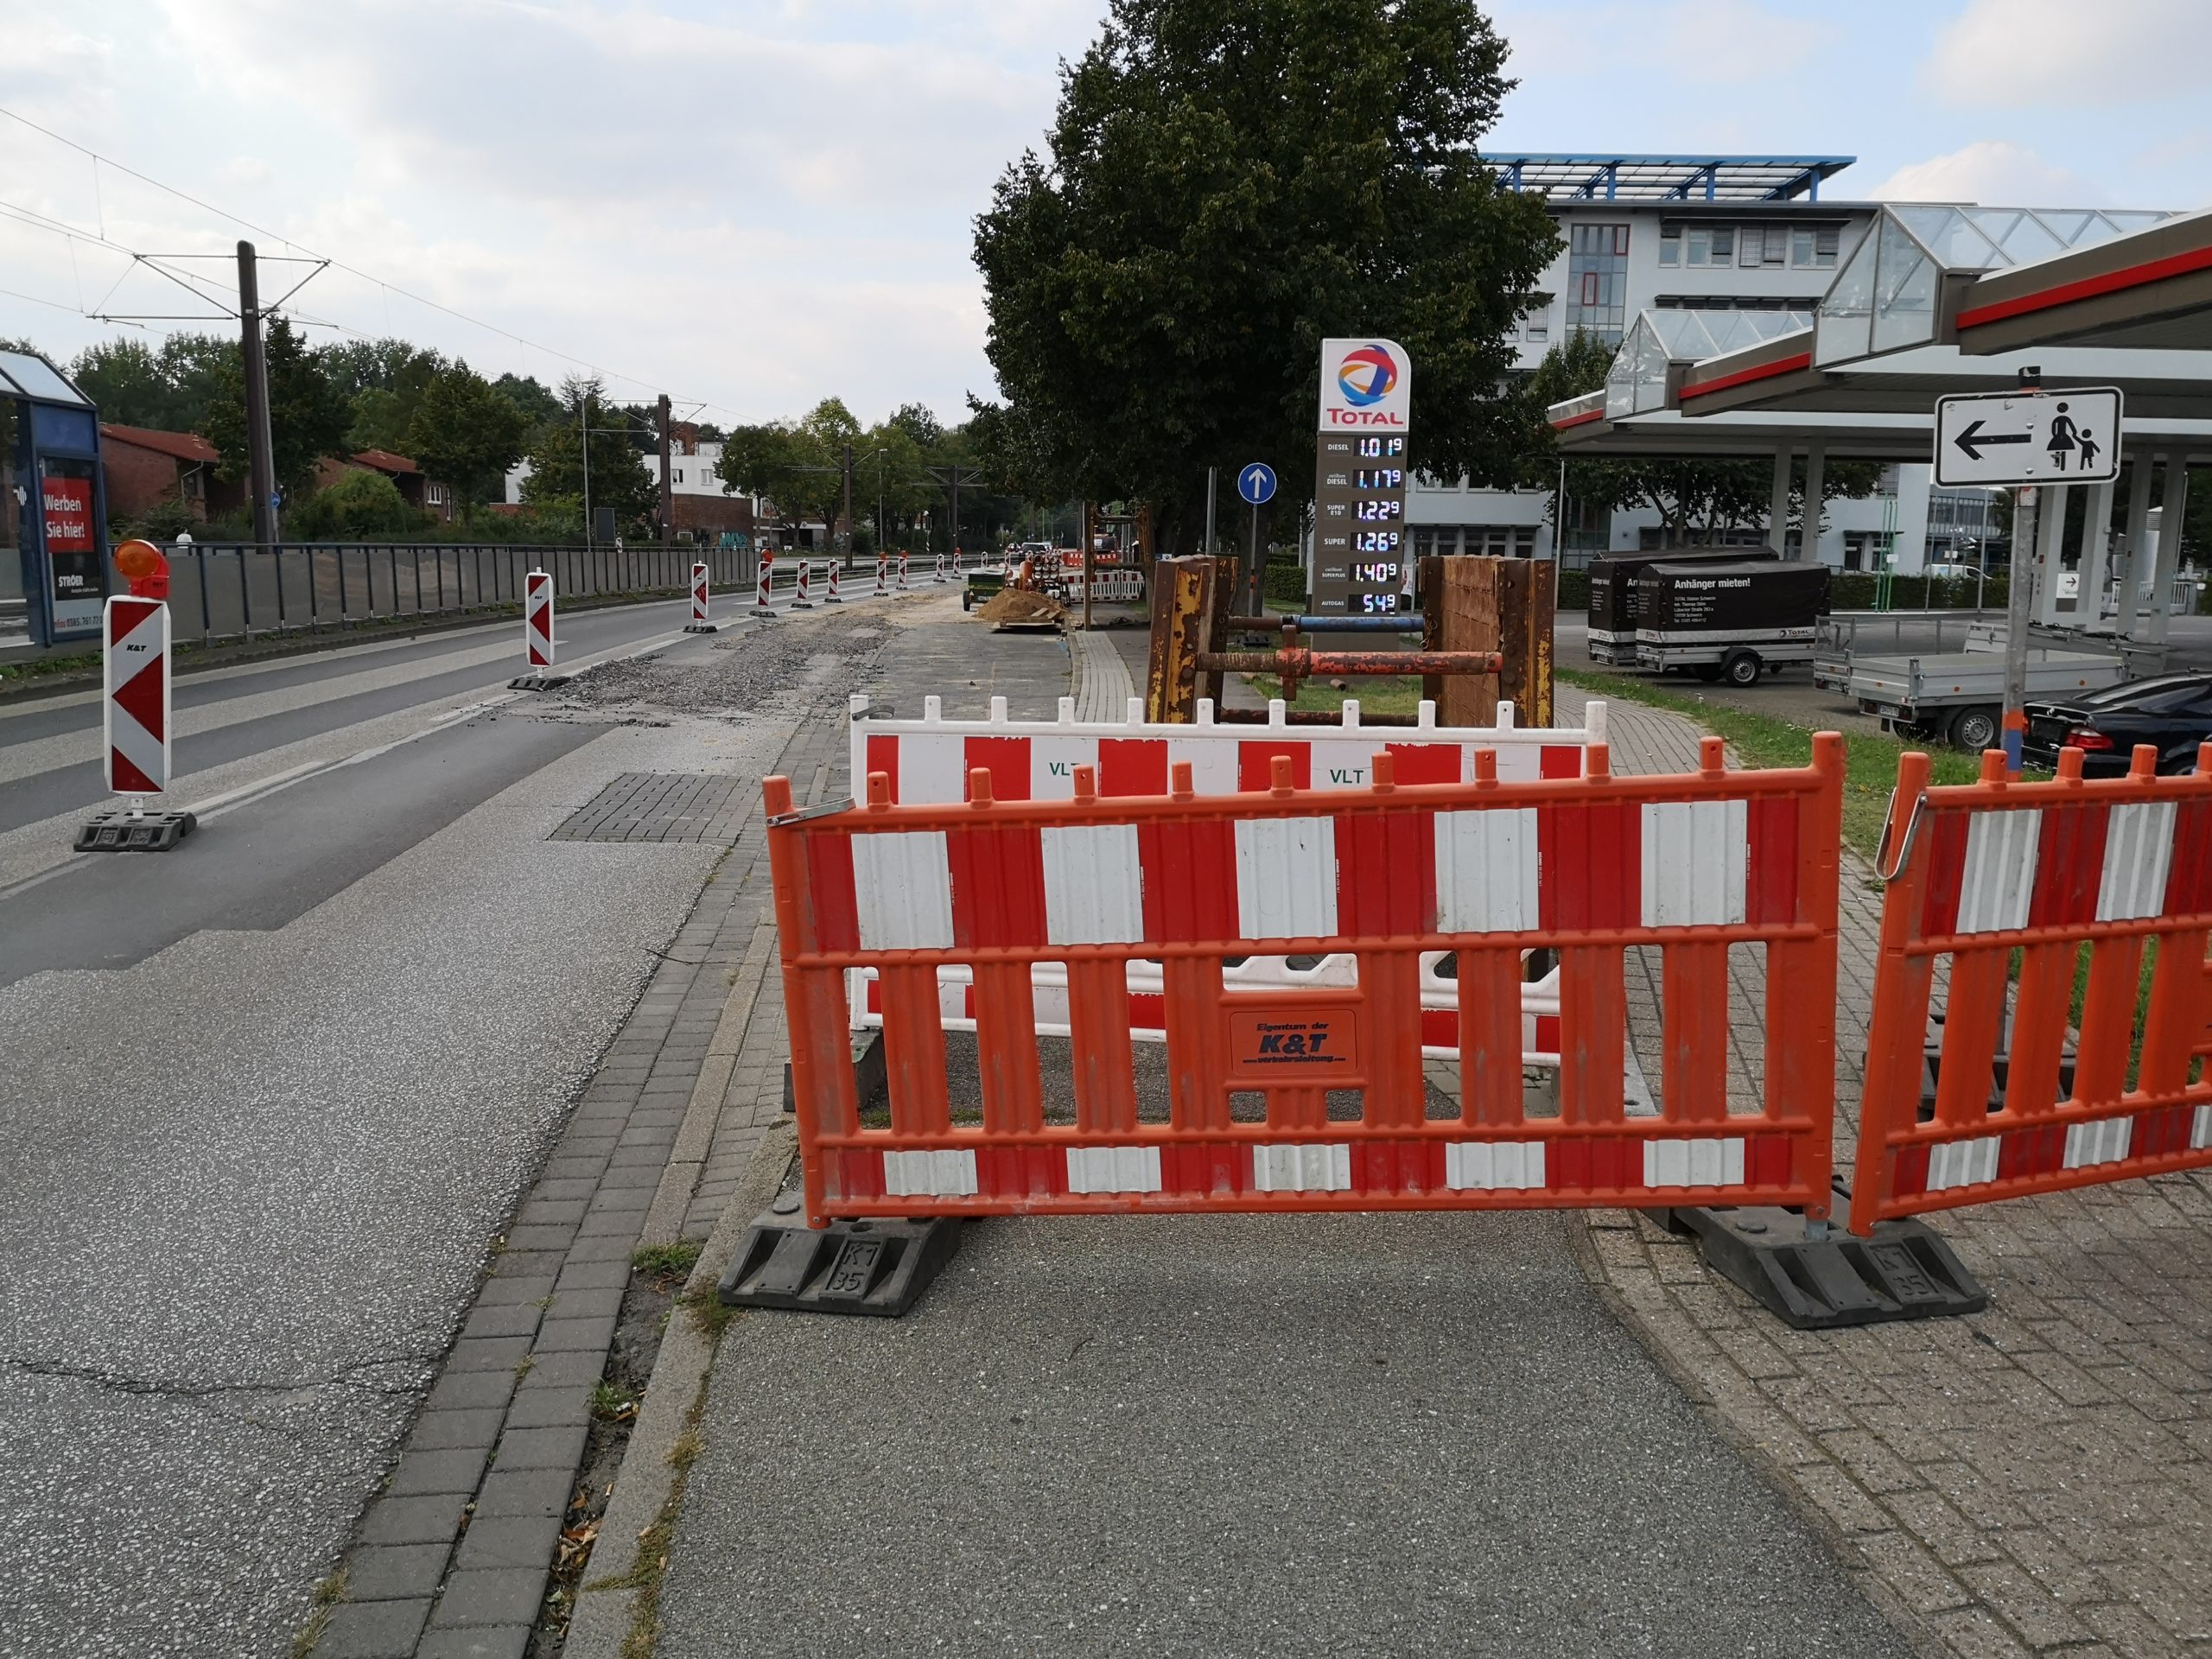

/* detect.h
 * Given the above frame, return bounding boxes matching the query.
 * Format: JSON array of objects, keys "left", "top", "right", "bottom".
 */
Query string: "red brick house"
[
  {"left": 99, "top": 423, "right": 244, "bottom": 523},
  {"left": 316, "top": 450, "right": 455, "bottom": 523}
]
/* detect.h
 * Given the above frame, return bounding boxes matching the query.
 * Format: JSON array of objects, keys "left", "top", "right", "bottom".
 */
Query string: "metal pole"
[
  {"left": 1205, "top": 466, "right": 1217, "bottom": 556},
  {"left": 842, "top": 440, "right": 855, "bottom": 562},
  {"left": 658, "top": 393, "right": 673, "bottom": 546},
  {"left": 580, "top": 390, "right": 592, "bottom": 552},
  {"left": 1083, "top": 500, "right": 1096, "bottom": 633},
  {"left": 237, "top": 241, "right": 279, "bottom": 550},
  {"left": 2002, "top": 486, "right": 2037, "bottom": 775},
  {"left": 1248, "top": 500, "right": 1260, "bottom": 614}
]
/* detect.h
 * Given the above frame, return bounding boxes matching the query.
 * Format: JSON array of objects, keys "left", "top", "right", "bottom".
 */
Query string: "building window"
[
  {"left": 1738, "top": 226, "right": 1787, "bottom": 267},
  {"left": 1659, "top": 226, "right": 1680, "bottom": 266},
  {"left": 1684, "top": 226, "right": 1734, "bottom": 267},
  {"left": 1566, "top": 222, "right": 1630, "bottom": 343},
  {"left": 1791, "top": 226, "right": 1841, "bottom": 268}
]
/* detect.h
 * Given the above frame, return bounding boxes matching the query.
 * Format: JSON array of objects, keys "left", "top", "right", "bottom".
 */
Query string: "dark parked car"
[{"left": 2023, "top": 673, "right": 2212, "bottom": 776}]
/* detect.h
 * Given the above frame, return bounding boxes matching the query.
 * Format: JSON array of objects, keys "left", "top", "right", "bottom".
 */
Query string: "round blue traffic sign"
[{"left": 1236, "top": 462, "right": 1277, "bottom": 506}]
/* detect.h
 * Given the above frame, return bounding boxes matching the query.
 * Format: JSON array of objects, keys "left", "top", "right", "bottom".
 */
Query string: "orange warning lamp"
[{"left": 114, "top": 538, "right": 171, "bottom": 600}]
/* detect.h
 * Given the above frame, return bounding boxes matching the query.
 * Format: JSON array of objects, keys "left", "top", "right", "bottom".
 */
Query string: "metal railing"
[{"left": 159, "top": 542, "right": 779, "bottom": 645}]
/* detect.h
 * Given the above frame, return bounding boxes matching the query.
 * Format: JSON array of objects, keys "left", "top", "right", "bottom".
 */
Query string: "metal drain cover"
[{"left": 550, "top": 772, "right": 747, "bottom": 842}]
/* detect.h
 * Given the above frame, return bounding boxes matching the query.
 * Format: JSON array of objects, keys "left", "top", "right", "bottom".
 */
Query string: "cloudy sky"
[{"left": 1, "top": 0, "right": 2204, "bottom": 429}]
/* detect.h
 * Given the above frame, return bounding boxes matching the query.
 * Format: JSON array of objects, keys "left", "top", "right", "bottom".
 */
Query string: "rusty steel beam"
[
  {"left": 1207, "top": 707, "right": 1430, "bottom": 727},
  {"left": 1195, "top": 649, "right": 1502, "bottom": 677}
]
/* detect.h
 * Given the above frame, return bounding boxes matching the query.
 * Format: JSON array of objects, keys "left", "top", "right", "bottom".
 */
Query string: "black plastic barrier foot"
[
  {"left": 1651, "top": 1204, "right": 1987, "bottom": 1330},
  {"left": 75, "top": 810, "right": 197, "bottom": 853},
  {"left": 508, "top": 671, "right": 574, "bottom": 691},
  {"left": 682, "top": 622, "right": 719, "bottom": 634},
  {"left": 719, "top": 1210, "right": 960, "bottom": 1318}
]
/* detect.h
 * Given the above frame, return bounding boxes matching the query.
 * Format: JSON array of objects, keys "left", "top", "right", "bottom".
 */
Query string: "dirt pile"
[{"left": 976, "top": 588, "right": 1067, "bottom": 629}]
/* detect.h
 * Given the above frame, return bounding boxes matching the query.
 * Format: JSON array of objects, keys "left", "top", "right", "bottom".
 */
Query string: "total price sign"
[{"left": 1311, "top": 339, "right": 1412, "bottom": 628}]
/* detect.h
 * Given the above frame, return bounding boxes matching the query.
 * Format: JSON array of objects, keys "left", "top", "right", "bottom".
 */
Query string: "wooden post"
[
  {"left": 1433, "top": 557, "right": 1502, "bottom": 727},
  {"left": 1419, "top": 554, "right": 1445, "bottom": 707}
]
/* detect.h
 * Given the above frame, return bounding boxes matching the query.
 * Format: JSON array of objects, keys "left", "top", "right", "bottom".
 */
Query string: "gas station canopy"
[{"left": 1953, "top": 207, "right": 2212, "bottom": 355}]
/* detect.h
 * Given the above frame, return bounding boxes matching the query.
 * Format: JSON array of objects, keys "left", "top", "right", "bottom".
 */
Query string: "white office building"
[{"left": 1411, "top": 155, "right": 2069, "bottom": 574}]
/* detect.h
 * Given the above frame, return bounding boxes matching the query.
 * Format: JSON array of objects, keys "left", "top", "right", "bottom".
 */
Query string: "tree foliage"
[
  {"left": 72, "top": 334, "right": 237, "bottom": 432},
  {"left": 970, "top": 0, "right": 1558, "bottom": 554},
  {"left": 406, "top": 364, "right": 531, "bottom": 522},
  {"left": 288, "top": 467, "right": 421, "bottom": 539},
  {"left": 519, "top": 378, "right": 656, "bottom": 533},
  {"left": 1531, "top": 334, "right": 1883, "bottom": 545},
  {"left": 201, "top": 315, "right": 353, "bottom": 498}
]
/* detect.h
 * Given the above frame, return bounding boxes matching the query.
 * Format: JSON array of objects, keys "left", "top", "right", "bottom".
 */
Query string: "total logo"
[
  {"left": 1336, "top": 345, "right": 1398, "bottom": 408},
  {"left": 1319, "top": 336, "right": 1411, "bottom": 429}
]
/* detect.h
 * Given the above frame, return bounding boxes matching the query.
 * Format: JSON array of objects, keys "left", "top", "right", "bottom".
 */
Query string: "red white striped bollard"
[
  {"left": 74, "top": 594, "right": 194, "bottom": 851},
  {"left": 874, "top": 554, "right": 888, "bottom": 597},
  {"left": 793, "top": 559, "right": 814, "bottom": 609},
  {"left": 825, "top": 560, "right": 844, "bottom": 604},
  {"left": 897, "top": 551, "right": 909, "bottom": 589},
  {"left": 753, "top": 550, "right": 777, "bottom": 618},
  {"left": 934, "top": 551, "right": 946, "bottom": 583},
  {"left": 525, "top": 569, "right": 555, "bottom": 669},
  {"left": 684, "top": 561, "right": 716, "bottom": 632}
]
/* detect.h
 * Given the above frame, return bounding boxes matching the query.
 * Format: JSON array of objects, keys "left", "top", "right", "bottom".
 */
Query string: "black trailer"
[
  {"left": 1585, "top": 545, "right": 1778, "bottom": 665},
  {"left": 1631, "top": 560, "right": 1831, "bottom": 686}
]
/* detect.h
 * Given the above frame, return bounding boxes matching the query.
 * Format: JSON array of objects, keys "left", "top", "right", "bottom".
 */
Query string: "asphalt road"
[{"left": 0, "top": 590, "right": 899, "bottom": 1656}]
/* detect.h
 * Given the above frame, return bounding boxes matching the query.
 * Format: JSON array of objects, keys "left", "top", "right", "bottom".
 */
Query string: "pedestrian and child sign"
[{"left": 1933, "top": 385, "right": 2122, "bottom": 486}]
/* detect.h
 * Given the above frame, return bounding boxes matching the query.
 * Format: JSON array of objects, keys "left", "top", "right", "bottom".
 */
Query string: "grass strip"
[{"left": 1558, "top": 667, "right": 1993, "bottom": 859}]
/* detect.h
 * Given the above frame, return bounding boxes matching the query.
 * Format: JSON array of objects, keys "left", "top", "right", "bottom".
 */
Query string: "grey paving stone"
[
  {"left": 500, "top": 1224, "right": 575, "bottom": 1253},
  {"left": 471, "top": 1466, "right": 573, "bottom": 1519},
  {"left": 493, "top": 1422, "right": 589, "bottom": 1471},
  {"left": 549, "top": 1285, "right": 625, "bottom": 1319},
  {"left": 447, "top": 1336, "right": 531, "bottom": 1373},
  {"left": 385, "top": 1447, "right": 491, "bottom": 1497},
  {"left": 408, "top": 1408, "right": 505, "bottom": 1453},
  {"left": 555, "top": 1261, "right": 630, "bottom": 1292},
  {"left": 502, "top": 1383, "right": 592, "bottom": 1431},
  {"left": 562, "top": 1235, "right": 638, "bottom": 1264},
  {"left": 359, "top": 1493, "right": 467, "bottom": 1548},
  {"left": 416, "top": 1624, "right": 532, "bottom": 1659},
  {"left": 432, "top": 1567, "right": 546, "bottom": 1628},
  {"left": 316, "top": 1597, "right": 430, "bottom": 1657},
  {"left": 577, "top": 1210, "right": 647, "bottom": 1238},
  {"left": 346, "top": 1542, "right": 450, "bottom": 1603},
  {"left": 454, "top": 1511, "right": 563, "bottom": 1572},
  {"left": 487, "top": 1249, "right": 563, "bottom": 1280},
  {"left": 426, "top": 1370, "right": 516, "bottom": 1414},
  {"left": 474, "top": 1274, "right": 556, "bottom": 1306},
  {"left": 461, "top": 1303, "right": 542, "bottom": 1342},
  {"left": 517, "top": 1349, "right": 605, "bottom": 1388},
  {"left": 533, "top": 1314, "right": 619, "bottom": 1352}
]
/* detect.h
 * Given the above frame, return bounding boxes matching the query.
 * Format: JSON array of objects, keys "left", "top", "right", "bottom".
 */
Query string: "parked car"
[{"left": 2022, "top": 674, "right": 2212, "bottom": 776}]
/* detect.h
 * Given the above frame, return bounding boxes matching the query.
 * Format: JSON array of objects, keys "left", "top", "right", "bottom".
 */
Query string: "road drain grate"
[{"left": 550, "top": 772, "right": 748, "bottom": 843}]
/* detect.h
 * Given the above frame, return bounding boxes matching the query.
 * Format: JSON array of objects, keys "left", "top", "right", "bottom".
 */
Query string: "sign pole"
[
  {"left": 1248, "top": 501, "right": 1259, "bottom": 614},
  {"left": 2001, "top": 487, "right": 2037, "bottom": 776}
]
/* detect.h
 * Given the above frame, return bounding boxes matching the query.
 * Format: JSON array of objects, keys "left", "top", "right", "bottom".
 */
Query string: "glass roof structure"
[
  {"left": 0, "top": 350, "right": 89, "bottom": 406},
  {"left": 1815, "top": 205, "right": 2174, "bottom": 366},
  {"left": 1608, "top": 309, "right": 1815, "bottom": 419},
  {"left": 1490, "top": 155, "right": 1853, "bottom": 202}
]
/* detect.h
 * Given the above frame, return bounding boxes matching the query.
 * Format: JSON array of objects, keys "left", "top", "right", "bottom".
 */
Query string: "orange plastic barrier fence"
[
  {"left": 1849, "top": 744, "right": 2212, "bottom": 1235},
  {"left": 766, "top": 732, "right": 1842, "bottom": 1228}
]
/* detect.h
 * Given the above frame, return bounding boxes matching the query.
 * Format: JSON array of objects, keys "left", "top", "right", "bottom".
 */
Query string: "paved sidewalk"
[{"left": 1563, "top": 683, "right": 2212, "bottom": 1659}]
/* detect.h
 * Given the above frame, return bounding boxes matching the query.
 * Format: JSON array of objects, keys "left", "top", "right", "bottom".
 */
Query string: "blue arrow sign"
[{"left": 1236, "top": 462, "right": 1277, "bottom": 506}]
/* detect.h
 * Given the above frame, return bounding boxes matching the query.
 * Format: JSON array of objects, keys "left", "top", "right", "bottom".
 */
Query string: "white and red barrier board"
[
  {"left": 525, "top": 570, "right": 555, "bottom": 667},
  {"left": 849, "top": 692, "right": 1608, "bottom": 805},
  {"left": 104, "top": 596, "right": 170, "bottom": 794},
  {"left": 690, "top": 563, "right": 709, "bottom": 623}
]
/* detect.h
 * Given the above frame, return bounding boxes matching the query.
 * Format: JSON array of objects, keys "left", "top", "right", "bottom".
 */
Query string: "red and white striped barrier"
[
  {"left": 897, "top": 552, "right": 910, "bottom": 589},
  {"left": 875, "top": 555, "right": 889, "bottom": 598},
  {"left": 825, "top": 561, "right": 844, "bottom": 604},
  {"left": 753, "top": 552, "right": 776, "bottom": 617},
  {"left": 105, "top": 596, "right": 171, "bottom": 795},
  {"left": 849, "top": 690, "right": 1606, "bottom": 804},
  {"left": 524, "top": 569, "right": 555, "bottom": 669},
  {"left": 934, "top": 552, "right": 948, "bottom": 584},
  {"left": 793, "top": 560, "right": 815, "bottom": 609},
  {"left": 685, "top": 562, "right": 714, "bottom": 632}
]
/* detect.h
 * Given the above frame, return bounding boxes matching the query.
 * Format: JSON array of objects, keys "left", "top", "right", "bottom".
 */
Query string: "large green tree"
[
  {"left": 970, "top": 0, "right": 1557, "bottom": 554},
  {"left": 1529, "top": 334, "right": 1882, "bottom": 547},
  {"left": 519, "top": 377, "right": 656, "bottom": 533},
  {"left": 202, "top": 315, "right": 353, "bottom": 498},
  {"left": 70, "top": 334, "right": 238, "bottom": 432},
  {"left": 405, "top": 364, "right": 531, "bottom": 523}
]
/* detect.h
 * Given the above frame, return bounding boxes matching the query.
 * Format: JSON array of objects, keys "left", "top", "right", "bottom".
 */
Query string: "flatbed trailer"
[{"left": 1839, "top": 651, "right": 2130, "bottom": 750}]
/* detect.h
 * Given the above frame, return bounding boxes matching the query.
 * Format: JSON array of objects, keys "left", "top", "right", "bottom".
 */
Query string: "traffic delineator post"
[
  {"left": 874, "top": 555, "right": 889, "bottom": 597},
  {"left": 684, "top": 562, "right": 717, "bottom": 632},
  {"left": 934, "top": 552, "right": 947, "bottom": 584},
  {"left": 897, "top": 552, "right": 909, "bottom": 590},
  {"left": 753, "top": 551, "right": 778, "bottom": 619},
  {"left": 825, "top": 561, "right": 844, "bottom": 603},
  {"left": 509, "top": 569, "right": 572, "bottom": 690},
  {"left": 1850, "top": 741, "right": 2212, "bottom": 1236},
  {"left": 76, "top": 595, "right": 195, "bottom": 852},
  {"left": 793, "top": 560, "right": 815, "bottom": 609}
]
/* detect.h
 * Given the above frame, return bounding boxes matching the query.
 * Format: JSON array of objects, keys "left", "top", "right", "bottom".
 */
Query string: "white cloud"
[
  {"left": 1922, "top": 0, "right": 2212, "bottom": 105},
  {"left": 1501, "top": 0, "right": 1834, "bottom": 86},
  {"left": 1865, "top": 140, "right": 2107, "bottom": 207}
]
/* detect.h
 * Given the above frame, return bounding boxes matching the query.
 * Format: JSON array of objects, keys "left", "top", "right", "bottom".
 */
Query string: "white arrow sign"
[{"left": 1934, "top": 386, "right": 2122, "bottom": 486}]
